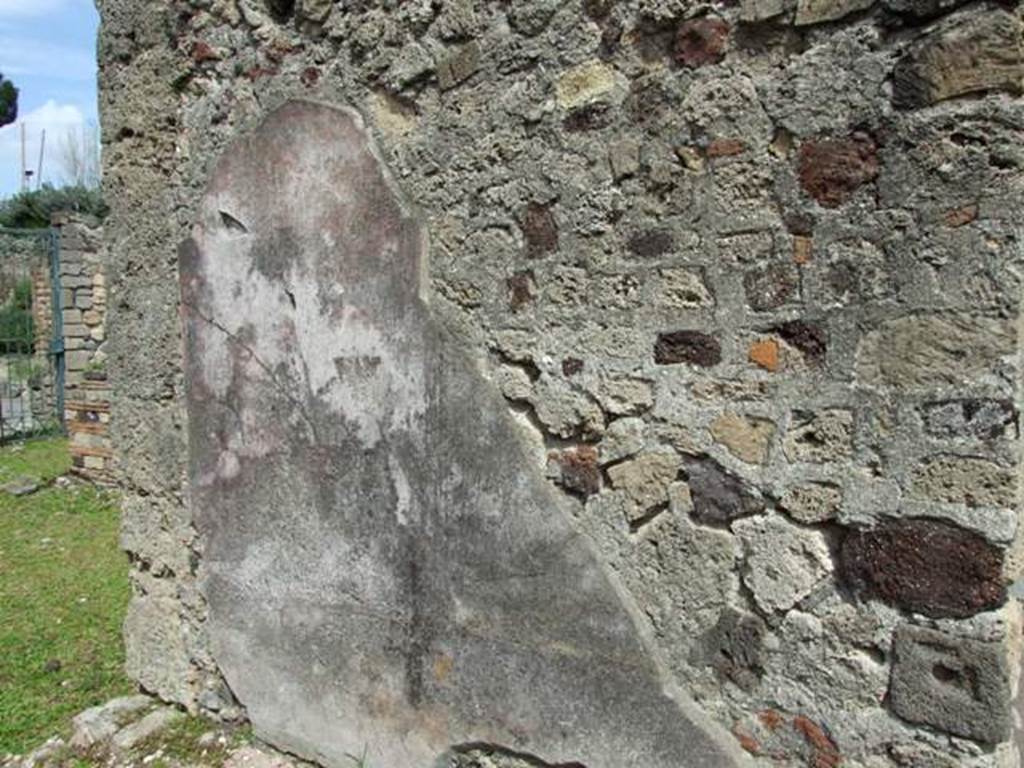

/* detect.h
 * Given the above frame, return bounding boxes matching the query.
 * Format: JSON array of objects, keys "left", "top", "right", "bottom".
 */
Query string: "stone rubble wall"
[
  {"left": 98, "top": 0, "right": 1024, "bottom": 766},
  {"left": 53, "top": 215, "right": 113, "bottom": 483}
]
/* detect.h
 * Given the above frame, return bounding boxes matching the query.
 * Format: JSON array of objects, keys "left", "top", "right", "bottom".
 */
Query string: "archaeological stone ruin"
[{"left": 100, "top": 0, "right": 1024, "bottom": 766}]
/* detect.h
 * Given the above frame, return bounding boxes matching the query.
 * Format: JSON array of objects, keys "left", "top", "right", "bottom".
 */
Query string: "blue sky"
[{"left": 0, "top": 0, "right": 99, "bottom": 198}]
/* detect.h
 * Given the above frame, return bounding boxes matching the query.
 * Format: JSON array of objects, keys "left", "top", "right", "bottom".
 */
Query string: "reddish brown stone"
[
  {"left": 244, "top": 65, "right": 279, "bottom": 81},
  {"left": 793, "top": 716, "right": 840, "bottom": 768},
  {"left": 798, "top": 133, "right": 879, "bottom": 208},
  {"left": 839, "top": 518, "right": 1006, "bottom": 619},
  {"left": 521, "top": 202, "right": 559, "bottom": 258},
  {"left": 655, "top": 331, "right": 721, "bottom": 367},
  {"left": 733, "top": 727, "right": 761, "bottom": 755},
  {"left": 191, "top": 40, "right": 221, "bottom": 63},
  {"left": 507, "top": 270, "right": 536, "bottom": 311},
  {"left": 944, "top": 203, "right": 978, "bottom": 228},
  {"left": 300, "top": 67, "right": 321, "bottom": 87},
  {"left": 706, "top": 138, "right": 747, "bottom": 158},
  {"left": 758, "top": 710, "right": 784, "bottom": 731},
  {"left": 553, "top": 446, "right": 602, "bottom": 496},
  {"left": 562, "top": 357, "right": 584, "bottom": 377},
  {"left": 748, "top": 339, "right": 780, "bottom": 372},
  {"left": 675, "top": 17, "right": 730, "bottom": 68}
]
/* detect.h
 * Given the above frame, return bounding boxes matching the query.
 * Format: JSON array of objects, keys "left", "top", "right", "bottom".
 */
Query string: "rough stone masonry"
[{"left": 98, "top": 0, "right": 1024, "bottom": 766}]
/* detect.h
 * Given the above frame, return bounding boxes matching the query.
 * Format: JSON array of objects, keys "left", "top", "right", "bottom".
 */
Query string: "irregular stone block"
[
  {"left": 180, "top": 101, "right": 740, "bottom": 768},
  {"left": 598, "top": 376, "right": 653, "bottom": 416},
  {"left": 607, "top": 449, "right": 682, "bottom": 517},
  {"left": 111, "top": 707, "right": 184, "bottom": 751},
  {"left": 881, "top": 0, "right": 968, "bottom": 18},
  {"left": 628, "top": 229, "right": 674, "bottom": 258},
  {"left": 508, "top": 0, "right": 558, "bottom": 36},
  {"left": 795, "top": 0, "right": 874, "bottom": 25},
  {"left": 550, "top": 445, "right": 601, "bottom": 497},
  {"left": 779, "top": 482, "right": 841, "bottom": 524},
  {"left": 839, "top": 518, "right": 1005, "bottom": 618},
  {"left": 692, "top": 607, "right": 767, "bottom": 690},
  {"left": 856, "top": 314, "right": 1015, "bottom": 390},
  {"left": 675, "top": 17, "right": 730, "bottom": 68},
  {"left": 734, "top": 516, "right": 833, "bottom": 614},
  {"left": 555, "top": 61, "right": 618, "bottom": 109},
  {"left": 921, "top": 399, "right": 1017, "bottom": 440},
  {"left": 769, "top": 320, "right": 826, "bottom": 365},
  {"left": 656, "top": 268, "right": 714, "bottom": 308},
  {"left": 519, "top": 201, "right": 558, "bottom": 258},
  {"left": 893, "top": 11, "right": 1024, "bottom": 109},
  {"left": 654, "top": 330, "right": 721, "bottom": 367},
  {"left": 889, "top": 625, "right": 1011, "bottom": 743},
  {"left": 709, "top": 412, "right": 775, "bottom": 465},
  {"left": 506, "top": 270, "right": 536, "bottom": 311},
  {"left": 783, "top": 409, "right": 853, "bottom": 464},
  {"left": 798, "top": 133, "right": 878, "bottom": 208},
  {"left": 748, "top": 338, "right": 779, "bottom": 371},
  {"left": 909, "top": 454, "right": 1016, "bottom": 508},
  {"left": 740, "top": 0, "right": 793, "bottom": 21},
  {"left": 437, "top": 41, "right": 480, "bottom": 90},
  {"left": 599, "top": 417, "right": 645, "bottom": 464},
  {"left": 743, "top": 262, "right": 800, "bottom": 311},
  {"left": 608, "top": 137, "right": 640, "bottom": 180},
  {"left": 683, "top": 456, "right": 765, "bottom": 524}
]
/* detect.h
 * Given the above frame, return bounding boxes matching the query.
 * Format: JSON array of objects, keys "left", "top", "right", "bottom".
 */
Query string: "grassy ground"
[{"left": 0, "top": 438, "right": 133, "bottom": 755}]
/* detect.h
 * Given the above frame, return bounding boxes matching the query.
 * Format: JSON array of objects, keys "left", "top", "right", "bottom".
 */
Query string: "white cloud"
[
  {"left": 0, "top": 100, "right": 86, "bottom": 195},
  {"left": 0, "top": 0, "right": 67, "bottom": 18},
  {"left": 0, "top": 36, "right": 95, "bottom": 82}
]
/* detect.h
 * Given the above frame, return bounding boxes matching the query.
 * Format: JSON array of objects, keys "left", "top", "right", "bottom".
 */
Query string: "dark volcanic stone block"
[
  {"left": 839, "top": 518, "right": 1005, "bottom": 619},
  {"left": 693, "top": 607, "right": 767, "bottom": 690},
  {"left": 683, "top": 456, "right": 765, "bottom": 524},
  {"left": 890, "top": 625, "right": 1011, "bottom": 743},
  {"left": 654, "top": 331, "right": 722, "bottom": 367}
]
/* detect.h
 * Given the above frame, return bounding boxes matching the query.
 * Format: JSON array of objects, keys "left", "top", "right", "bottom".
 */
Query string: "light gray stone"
[
  {"left": 111, "top": 708, "right": 183, "bottom": 752},
  {"left": 856, "top": 315, "right": 1015, "bottom": 390},
  {"left": 783, "top": 409, "right": 853, "bottom": 464},
  {"left": 734, "top": 515, "right": 833, "bottom": 614},
  {"left": 795, "top": 0, "right": 874, "bottom": 25},
  {"left": 3, "top": 475, "right": 39, "bottom": 497},
  {"left": 70, "top": 695, "right": 153, "bottom": 750},
  {"left": 890, "top": 625, "right": 1011, "bottom": 744}
]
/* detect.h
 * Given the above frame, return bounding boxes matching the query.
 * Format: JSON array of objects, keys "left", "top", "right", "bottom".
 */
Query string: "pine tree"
[{"left": 0, "top": 73, "right": 17, "bottom": 128}]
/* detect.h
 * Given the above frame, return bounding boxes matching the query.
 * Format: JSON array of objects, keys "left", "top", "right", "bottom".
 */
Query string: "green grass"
[{"left": 0, "top": 438, "right": 131, "bottom": 754}]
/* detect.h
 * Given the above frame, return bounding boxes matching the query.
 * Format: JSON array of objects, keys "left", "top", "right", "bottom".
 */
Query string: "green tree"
[{"left": 0, "top": 73, "right": 17, "bottom": 128}]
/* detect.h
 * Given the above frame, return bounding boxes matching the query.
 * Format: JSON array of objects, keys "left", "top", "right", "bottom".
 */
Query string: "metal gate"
[{"left": 0, "top": 226, "right": 64, "bottom": 442}]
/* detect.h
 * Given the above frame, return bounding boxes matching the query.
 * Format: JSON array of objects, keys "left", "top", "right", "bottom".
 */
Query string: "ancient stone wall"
[
  {"left": 99, "top": 0, "right": 1024, "bottom": 766},
  {"left": 54, "top": 215, "right": 113, "bottom": 482}
]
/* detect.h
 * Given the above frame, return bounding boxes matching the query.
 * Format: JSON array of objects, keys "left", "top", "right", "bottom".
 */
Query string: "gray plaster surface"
[{"left": 180, "top": 100, "right": 743, "bottom": 768}]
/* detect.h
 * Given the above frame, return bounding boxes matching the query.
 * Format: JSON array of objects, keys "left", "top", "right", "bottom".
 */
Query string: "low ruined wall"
[{"left": 99, "top": 0, "right": 1024, "bottom": 766}]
